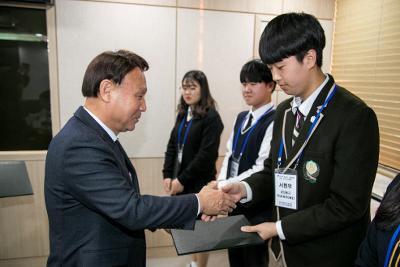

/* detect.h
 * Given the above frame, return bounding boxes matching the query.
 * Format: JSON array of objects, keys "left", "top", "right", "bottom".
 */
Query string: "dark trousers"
[{"left": 228, "top": 243, "right": 268, "bottom": 267}]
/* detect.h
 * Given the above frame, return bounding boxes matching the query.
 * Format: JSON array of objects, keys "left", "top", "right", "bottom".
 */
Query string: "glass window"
[{"left": 0, "top": 6, "right": 51, "bottom": 151}]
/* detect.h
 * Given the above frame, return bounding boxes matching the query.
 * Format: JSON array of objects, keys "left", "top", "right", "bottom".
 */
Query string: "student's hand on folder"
[
  {"left": 221, "top": 182, "right": 247, "bottom": 201},
  {"left": 241, "top": 222, "right": 278, "bottom": 240},
  {"left": 197, "top": 183, "right": 237, "bottom": 215}
]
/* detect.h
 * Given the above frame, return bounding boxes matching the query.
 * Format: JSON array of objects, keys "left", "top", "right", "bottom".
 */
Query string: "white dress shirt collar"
[
  {"left": 83, "top": 106, "right": 118, "bottom": 142},
  {"left": 291, "top": 74, "right": 329, "bottom": 117},
  {"left": 249, "top": 102, "right": 274, "bottom": 123}
]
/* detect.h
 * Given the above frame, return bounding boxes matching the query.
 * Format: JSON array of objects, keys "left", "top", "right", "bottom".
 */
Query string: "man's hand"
[
  {"left": 170, "top": 179, "right": 184, "bottom": 195},
  {"left": 241, "top": 222, "right": 278, "bottom": 240},
  {"left": 197, "top": 184, "right": 237, "bottom": 215},
  {"left": 163, "top": 178, "right": 172, "bottom": 195},
  {"left": 221, "top": 182, "right": 247, "bottom": 202}
]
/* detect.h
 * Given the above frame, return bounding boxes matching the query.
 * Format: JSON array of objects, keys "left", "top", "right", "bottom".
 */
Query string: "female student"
[{"left": 162, "top": 70, "right": 224, "bottom": 267}]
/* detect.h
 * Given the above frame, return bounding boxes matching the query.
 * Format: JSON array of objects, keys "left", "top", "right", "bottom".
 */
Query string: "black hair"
[
  {"left": 177, "top": 70, "right": 216, "bottom": 118},
  {"left": 240, "top": 59, "right": 276, "bottom": 92},
  {"left": 259, "top": 12, "right": 325, "bottom": 67},
  {"left": 375, "top": 174, "right": 400, "bottom": 230},
  {"left": 81, "top": 50, "right": 149, "bottom": 97}
]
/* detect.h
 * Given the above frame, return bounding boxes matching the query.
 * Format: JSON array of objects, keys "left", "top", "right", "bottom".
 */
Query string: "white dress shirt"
[{"left": 217, "top": 102, "right": 274, "bottom": 186}]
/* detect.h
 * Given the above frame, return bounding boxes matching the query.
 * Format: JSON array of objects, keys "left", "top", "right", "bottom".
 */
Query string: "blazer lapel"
[
  {"left": 74, "top": 106, "right": 138, "bottom": 190},
  {"left": 284, "top": 75, "right": 335, "bottom": 167}
]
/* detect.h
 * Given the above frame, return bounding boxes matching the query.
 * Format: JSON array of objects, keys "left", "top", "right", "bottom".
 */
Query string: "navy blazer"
[
  {"left": 245, "top": 75, "right": 380, "bottom": 267},
  {"left": 45, "top": 107, "right": 197, "bottom": 267}
]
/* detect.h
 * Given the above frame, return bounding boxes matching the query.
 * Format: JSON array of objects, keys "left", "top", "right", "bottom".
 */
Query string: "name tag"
[
  {"left": 178, "top": 148, "right": 183, "bottom": 164},
  {"left": 274, "top": 168, "right": 298, "bottom": 210},
  {"left": 229, "top": 158, "right": 240, "bottom": 178}
]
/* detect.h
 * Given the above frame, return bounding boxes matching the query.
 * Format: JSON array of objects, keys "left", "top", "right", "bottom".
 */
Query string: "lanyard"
[
  {"left": 277, "top": 85, "right": 337, "bottom": 168},
  {"left": 232, "top": 107, "right": 274, "bottom": 159},
  {"left": 384, "top": 224, "right": 400, "bottom": 267},
  {"left": 177, "top": 112, "right": 193, "bottom": 149}
]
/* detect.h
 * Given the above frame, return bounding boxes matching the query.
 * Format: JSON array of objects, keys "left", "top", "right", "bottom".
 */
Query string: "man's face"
[
  {"left": 268, "top": 55, "right": 310, "bottom": 99},
  {"left": 109, "top": 68, "right": 147, "bottom": 133},
  {"left": 241, "top": 81, "right": 273, "bottom": 110}
]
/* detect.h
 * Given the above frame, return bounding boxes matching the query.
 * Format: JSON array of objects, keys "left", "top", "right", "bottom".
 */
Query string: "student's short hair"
[
  {"left": 82, "top": 50, "right": 149, "bottom": 97},
  {"left": 259, "top": 12, "right": 325, "bottom": 67},
  {"left": 240, "top": 59, "right": 276, "bottom": 92}
]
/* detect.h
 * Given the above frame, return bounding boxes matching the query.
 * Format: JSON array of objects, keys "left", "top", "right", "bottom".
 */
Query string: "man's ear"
[
  {"left": 304, "top": 49, "right": 317, "bottom": 69},
  {"left": 98, "top": 79, "right": 114, "bottom": 102}
]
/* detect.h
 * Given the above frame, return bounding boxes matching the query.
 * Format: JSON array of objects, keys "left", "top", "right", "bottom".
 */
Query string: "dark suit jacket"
[
  {"left": 162, "top": 108, "right": 223, "bottom": 194},
  {"left": 355, "top": 174, "right": 400, "bottom": 267},
  {"left": 45, "top": 107, "right": 198, "bottom": 267},
  {"left": 245, "top": 75, "right": 380, "bottom": 267}
]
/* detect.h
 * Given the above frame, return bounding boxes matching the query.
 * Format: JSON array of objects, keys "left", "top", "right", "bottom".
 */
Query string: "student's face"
[
  {"left": 268, "top": 55, "right": 310, "bottom": 99},
  {"left": 181, "top": 79, "right": 201, "bottom": 106},
  {"left": 241, "top": 81, "right": 273, "bottom": 110},
  {"left": 109, "top": 68, "right": 147, "bottom": 133}
]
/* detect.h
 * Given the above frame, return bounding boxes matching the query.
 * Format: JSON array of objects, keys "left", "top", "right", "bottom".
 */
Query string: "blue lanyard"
[
  {"left": 177, "top": 112, "right": 193, "bottom": 149},
  {"left": 384, "top": 224, "right": 400, "bottom": 267},
  {"left": 277, "top": 85, "right": 337, "bottom": 168},
  {"left": 232, "top": 107, "right": 274, "bottom": 159}
]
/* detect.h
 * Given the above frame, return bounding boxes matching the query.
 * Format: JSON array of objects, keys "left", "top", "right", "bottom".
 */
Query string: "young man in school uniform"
[
  {"left": 217, "top": 59, "right": 276, "bottom": 267},
  {"left": 222, "top": 12, "right": 380, "bottom": 267}
]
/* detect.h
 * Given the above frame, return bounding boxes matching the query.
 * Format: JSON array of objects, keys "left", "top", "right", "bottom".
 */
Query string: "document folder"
[
  {"left": 171, "top": 215, "right": 264, "bottom": 255},
  {"left": 0, "top": 161, "right": 33, "bottom": 198}
]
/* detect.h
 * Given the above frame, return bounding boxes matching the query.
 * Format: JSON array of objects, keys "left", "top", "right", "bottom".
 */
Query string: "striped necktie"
[{"left": 292, "top": 109, "right": 304, "bottom": 146}]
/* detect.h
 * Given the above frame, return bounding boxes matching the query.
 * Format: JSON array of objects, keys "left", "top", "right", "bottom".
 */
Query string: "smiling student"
[
  {"left": 162, "top": 70, "right": 224, "bottom": 267},
  {"left": 217, "top": 59, "right": 276, "bottom": 267}
]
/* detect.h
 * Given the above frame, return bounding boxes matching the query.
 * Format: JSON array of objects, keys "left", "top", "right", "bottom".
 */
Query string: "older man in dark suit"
[{"left": 44, "top": 50, "right": 237, "bottom": 267}]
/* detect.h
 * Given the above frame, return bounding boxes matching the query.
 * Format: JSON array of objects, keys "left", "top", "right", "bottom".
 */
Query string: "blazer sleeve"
[
  {"left": 178, "top": 111, "right": 224, "bottom": 186},
  {"left": 282, "top": 105, "right": 379, "bottom": 244},
  {"left": 163, "top": 119, "right": 178, "bottom": 178},
  {"left": 63, "top": 137, "right": 197, "bottom": 231}
]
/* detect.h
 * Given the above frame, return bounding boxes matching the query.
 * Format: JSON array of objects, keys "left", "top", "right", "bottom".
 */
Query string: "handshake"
[{"left": 196, "top": 181, "right": 247, "bottom": 217}]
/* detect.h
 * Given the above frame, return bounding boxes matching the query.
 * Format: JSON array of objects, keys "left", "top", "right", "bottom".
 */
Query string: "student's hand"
[
  {"left": 170, "top": 179, "right": 184, "bottom": 195},
  {"left": 221, "top": 182, "right": 247, "bottom": 203},
  {"left": 163, "top": 178, "right": 172, "bottom": 195},
  {"left": 197, "top": 184, "right": 237, "bottom": 215},
  {"left": 241, "top": 222, "right": 278, "bottom": 240}
]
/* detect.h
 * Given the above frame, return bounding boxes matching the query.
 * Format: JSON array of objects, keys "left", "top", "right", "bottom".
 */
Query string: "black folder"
[
  {"left": 171, "top": 215, "right": 264, "bottom": 255},
  {"left": 0, "top": 161, "right": 33, "bottom": 198}
]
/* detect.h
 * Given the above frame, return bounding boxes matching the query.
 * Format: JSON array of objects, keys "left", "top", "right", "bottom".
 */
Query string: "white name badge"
[
  {"left": 178, "top": 149, "right": 183, "bottom": 164},
  {"left": 229, "top": 158, "right": 239, "bottom": 178},
  {"left": 274, "top": 168, "right": 298, "bottom": 210}
]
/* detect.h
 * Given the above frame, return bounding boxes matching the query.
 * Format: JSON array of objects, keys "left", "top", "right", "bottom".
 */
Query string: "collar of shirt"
[
  {"left": 291, "top": 74, "right": 329, "bottom": 116},
  {"left": 248, "top": 102, "right": 274, "bottom": 125},
  {"left": 83, "top": 106, "right": 118, "bottom": 142}
]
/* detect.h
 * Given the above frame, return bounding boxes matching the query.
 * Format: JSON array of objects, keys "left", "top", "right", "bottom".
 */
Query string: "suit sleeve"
[
  {"left": 63, "top": 137, "right": 197, "bottom": 231},
  {"left": 281, "top": 105, "right": 379, "bottom": 244},
  {"left": 178, "top": 111, "right": 224, "bottom": 186}
]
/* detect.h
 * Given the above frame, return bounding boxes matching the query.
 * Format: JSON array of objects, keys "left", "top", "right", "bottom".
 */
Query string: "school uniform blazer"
[
  {"left": 244, "top": 75, "right": 380, "bottom": 267},
  {"left": 163, "top": 108, "right": 223, "bottom": 194},
  {"left": 355, "top": 174, "right": 400, "bottom": 267},
  {"left": 45, "top": 106, "right": 197, "bottom": 267}
]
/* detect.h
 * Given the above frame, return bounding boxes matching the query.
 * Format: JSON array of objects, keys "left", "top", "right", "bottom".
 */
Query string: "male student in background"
[
  {"left": 217, "top": 59, "right": 276, "bottom": 267},
  {"left": 222, "top": 12, "right": 379, "bottom": 267}
]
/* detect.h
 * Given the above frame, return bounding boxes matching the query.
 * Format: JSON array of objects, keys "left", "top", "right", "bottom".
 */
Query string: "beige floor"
[{"left": 147, "top": 250, "right": 229, "bottom": 267}]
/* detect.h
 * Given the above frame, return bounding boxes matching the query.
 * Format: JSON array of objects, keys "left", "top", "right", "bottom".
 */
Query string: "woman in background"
[
  {"left": 355, "top": 173, "right": 400, "bottom": 267},
  {"left": 162, "top": 70, "right": 224, "bottom": 267}
]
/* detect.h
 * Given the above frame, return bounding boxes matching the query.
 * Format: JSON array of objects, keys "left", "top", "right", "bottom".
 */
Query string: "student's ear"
[
  {"left": 98, "top": 79, "right": 114, "bottom": 103},
  {"left": 304, "top": 49, "right": 318, "bottom": 69}
]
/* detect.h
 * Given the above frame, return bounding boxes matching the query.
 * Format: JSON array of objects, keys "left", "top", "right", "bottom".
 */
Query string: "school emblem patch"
[{"left": 303, "top": 160, "right": 319, "bottom": 183}]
